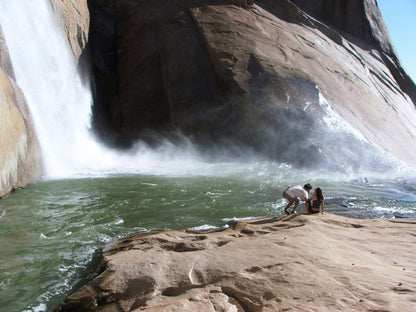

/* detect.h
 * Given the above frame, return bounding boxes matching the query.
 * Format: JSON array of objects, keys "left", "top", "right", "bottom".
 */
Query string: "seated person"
[{"left": 307, "top": 187, "right": 325, "bottom": 214}]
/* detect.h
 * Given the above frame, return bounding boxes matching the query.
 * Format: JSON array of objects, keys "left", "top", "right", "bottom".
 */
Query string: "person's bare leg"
[
  {"left": 283, "top": 193, "right": 294, "bottom": 215},
  {"left": 284, "top": 202, "right": 291, "bottom": 215},
  {"left": 291, "top": 199, "right": 299, "bottom": 214}
]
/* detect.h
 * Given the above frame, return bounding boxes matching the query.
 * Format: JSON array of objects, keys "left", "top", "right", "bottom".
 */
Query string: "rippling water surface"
[
  {"left": 1, "top": 1, "right": 415, "bottom": 311},
  {"left": 0, "top": 162, "right": 415, "bottom": 311}
]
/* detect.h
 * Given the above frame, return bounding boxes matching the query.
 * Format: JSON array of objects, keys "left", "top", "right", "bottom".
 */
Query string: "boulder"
[
  {"left": 55, "top": 214, "right": 416, "bottom": 311},
  {"left": 87, "top": 0, "right": 416, "bottom": 169}
]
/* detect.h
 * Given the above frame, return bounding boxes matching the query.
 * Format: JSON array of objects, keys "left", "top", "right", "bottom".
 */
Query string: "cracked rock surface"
[{"left": 55, "top": 214, "right": 416, "bottom": 311}]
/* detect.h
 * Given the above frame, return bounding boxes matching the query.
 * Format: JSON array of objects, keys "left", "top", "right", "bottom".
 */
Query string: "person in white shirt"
[{"left": 282, "top": 183, "right": 312, "bottom": 215}]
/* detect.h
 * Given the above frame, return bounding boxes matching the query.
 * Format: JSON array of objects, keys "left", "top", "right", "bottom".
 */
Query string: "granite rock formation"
[
  {"left": 55, "top": 214, "right": 416, "bottom": 311},
  {"left": 48, "top": 0, "right": 90, "bottom": 60},
  {"left": 0, "top": 0, "right": 89, "bottom": 197},
  {"left": 87, "top": 0, "right": 416, "bottom": 169},
  {"left": 0, "top": 26, "right": 42, "bottom": 197}
]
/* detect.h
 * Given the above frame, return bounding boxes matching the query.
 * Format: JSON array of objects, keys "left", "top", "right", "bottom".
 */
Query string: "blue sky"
[{"left": 377, "top": 0, "right": 416, "bottom": 83}]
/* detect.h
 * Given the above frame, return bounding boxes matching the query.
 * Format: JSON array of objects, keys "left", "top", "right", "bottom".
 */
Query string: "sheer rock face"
[
  {"left": 0, "top": 29, "right": 42, "bottom": 196},
  {"left": 0, "top": 26, "right": 15, "bottom": 80},
  {"left": 87, "top": 0, "right": 416, "bottom": 169},
  {"left": 48, "top": 0, "right": 90, "bottom": 60},
  {"left": 0, "top": 26, "right": 42, "bottom": 197},
  {"left": 55, "top": 214, "right": 416, "bottom": 312},
  {"left": 0, "top": 0, "right": 88, "bottom": 197}
]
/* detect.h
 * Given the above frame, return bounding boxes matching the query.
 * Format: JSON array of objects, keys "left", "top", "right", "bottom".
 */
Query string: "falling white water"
[
  {"left": 1, "top": 1, "right": 412, "bottom": 180},
  {"left": 0, "top": 0, "right": 212, "bottom": 178},
  {"left": 0, "top": 0, "right": 96, "bottom": 176}
]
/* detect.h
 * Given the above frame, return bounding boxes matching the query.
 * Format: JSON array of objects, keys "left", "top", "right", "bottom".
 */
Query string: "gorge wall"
[
  {"left": 48, "top": 0, "right": 90, "bottom": 61},
  {"left": 1, "top": 0, "right": 416, "bottom": 197},
  {"left": 0, "top": 0, "right": 89, "bottom": 197},
  {"left": 87, "top": 0, "right": 416, "bottom": 169},
  {"left": 0, "top": 25, "right": 42, "bottom": 197}
]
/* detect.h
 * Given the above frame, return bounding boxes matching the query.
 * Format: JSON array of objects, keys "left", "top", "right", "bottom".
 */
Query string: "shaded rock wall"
[
  {"left": 0, "top": 26, "right": 42, "bottom": 197},
  {"left": 87, "top": 0, "right": 416, "bottom": 168}
]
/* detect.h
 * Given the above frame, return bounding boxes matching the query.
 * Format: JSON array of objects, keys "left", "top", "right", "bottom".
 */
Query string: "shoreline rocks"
[{"left": 55, "top": 214, "right": 416, "bottom": 311}]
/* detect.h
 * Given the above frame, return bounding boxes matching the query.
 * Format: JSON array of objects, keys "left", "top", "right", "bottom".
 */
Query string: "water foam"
[
  {"left": 0, "top": 0, "right": 212, "bottom": 179},
  {"left": 1, "top": 0, "right": 413, "bottom": 181}
]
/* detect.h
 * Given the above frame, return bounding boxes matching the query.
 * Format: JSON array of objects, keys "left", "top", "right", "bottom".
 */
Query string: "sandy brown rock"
[
  {"left": 88, "top": 0, "right": 416, "bottom": 169},
  {"left": 48, "top": 0, "right": 89, "bottom": 60},
  {"left": 0, "top": 25, "right": 15, "bottom": 80},
  {"left": 0, "top": 25, "right": 42, "bottom": 197},
  {"left": 0, "top": 68, "right": 42, "bottom": 197},
  {"left": 56, "top": 214, "right": 416, "bottom": 312},
  {"left": 0, "top": 0, "right": 86, "bottom": 197}
]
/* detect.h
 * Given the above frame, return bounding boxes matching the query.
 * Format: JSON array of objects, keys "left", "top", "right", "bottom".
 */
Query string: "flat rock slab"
[{"left": 56, "top": 214, "right": 416, "bottom": 311}]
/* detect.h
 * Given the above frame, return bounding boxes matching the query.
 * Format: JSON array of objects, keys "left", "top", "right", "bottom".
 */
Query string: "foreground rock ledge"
[{"left": 56, "top": 214, "right": 416, "bottom": 312}]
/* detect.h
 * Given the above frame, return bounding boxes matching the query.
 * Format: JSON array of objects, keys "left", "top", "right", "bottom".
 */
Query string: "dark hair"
[
  {"left": 315, "top": 187, "right": 324, "bottom": 200},
  {"left": 304, "top": 183, "right": 312, "bottom": 190}
]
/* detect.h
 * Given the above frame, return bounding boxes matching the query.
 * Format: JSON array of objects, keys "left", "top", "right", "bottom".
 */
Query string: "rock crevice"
[{"left": 55, "top": 214, "right": 416, "bottom": 311}]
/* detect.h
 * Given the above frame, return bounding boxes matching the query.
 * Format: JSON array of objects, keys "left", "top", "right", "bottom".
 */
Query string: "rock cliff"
[
  {"left": 0, "top": 0, "right": 89, "bottom": 197},
  {"left": 55, "top": 214, "right": 416, "bottom": 311},
  {"left": 87, "top": 0, "right": 416, "bottom": 169},
  {"left": 48, "top": 0, "right": 90, "bottom": 60},
  {"left": 2, "top": 0, "right": 416, "bottom": 197},
  {"left": 0, "top": 26, "right": 42, "bottom": 197}
]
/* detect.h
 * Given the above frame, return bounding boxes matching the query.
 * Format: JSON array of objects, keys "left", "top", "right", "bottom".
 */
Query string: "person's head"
[
  {"left": 315, "top": 187, "right": 324, "bottom": 200},
  {"left": 304, "top": 183, "right": 312, "bottom": 192}
]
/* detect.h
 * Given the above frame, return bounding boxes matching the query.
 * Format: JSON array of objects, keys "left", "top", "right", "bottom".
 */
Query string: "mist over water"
[
  {"left": 0, "top": 0, "right": 411, "bottom": 179},
  {"left": 0, "top": 0, "right": 209, "bottom": 179},
  {"left": 0, "top": 168, "right": 415, "bottom": 311},
  {"left": 0, "top": 1, "right": 415, "bottom": 311}
]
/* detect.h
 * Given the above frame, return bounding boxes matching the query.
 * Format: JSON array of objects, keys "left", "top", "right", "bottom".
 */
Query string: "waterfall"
[
  {"left": 0, "top": 0, "right": 208, "bottom": 178},
  {"left": 1, "top": 1, "right": 410, "bottom": 179},
  {"left": 0, "top": 0, "right": 97, "bottom": 176}
]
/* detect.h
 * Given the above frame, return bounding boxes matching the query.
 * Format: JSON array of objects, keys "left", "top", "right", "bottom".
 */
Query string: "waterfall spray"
[
  {"left": 0, "top": 0, "right": 210, "bottom": 178},
  {"left": 0, "top": 0, "right": 99, "bottom": 176},
  {"left": 1, "top": 1, "right": 411, "bottom": 179}
]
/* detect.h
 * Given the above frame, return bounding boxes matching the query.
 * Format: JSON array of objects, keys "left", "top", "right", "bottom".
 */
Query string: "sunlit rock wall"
[
  {"left": 0, "top": 26, "right": 42, "bottom": 197},
  {"left": 0, "top": 0, "right": 89, "bottom": 197},
  {"left": 48, "top": 0, "right": 90, "bottom": 60}
]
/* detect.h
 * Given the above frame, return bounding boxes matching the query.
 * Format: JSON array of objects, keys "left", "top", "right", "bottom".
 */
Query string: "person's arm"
[
  {"left": 321, "top": 199, "right": 325, "bottom": 214},
  {"left": 282, "top": 186, "right": 290, "bottom": 197}
]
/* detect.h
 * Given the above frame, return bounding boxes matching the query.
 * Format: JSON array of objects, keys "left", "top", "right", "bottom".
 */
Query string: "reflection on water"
[{"left": 0, "top": 162, "right": 415, "bottom": 311}]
